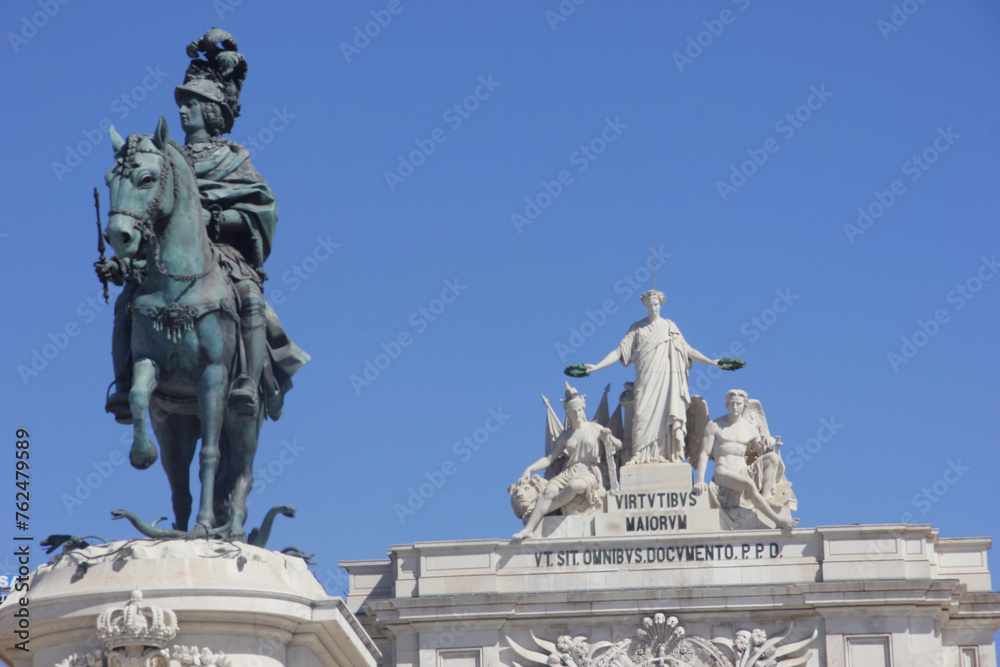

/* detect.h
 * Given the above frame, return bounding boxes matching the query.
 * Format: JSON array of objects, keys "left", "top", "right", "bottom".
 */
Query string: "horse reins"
[{"left": 109, "top": 136, "right": 217, "bottom": 283}]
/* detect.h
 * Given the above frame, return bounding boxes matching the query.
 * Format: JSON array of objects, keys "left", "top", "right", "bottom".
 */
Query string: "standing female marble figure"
[{"left": 586, "top": 290, "right": 720, "bottom": 464}]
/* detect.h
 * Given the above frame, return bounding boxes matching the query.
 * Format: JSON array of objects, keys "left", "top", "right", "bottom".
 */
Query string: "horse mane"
[
  {"left": 113, "top": 133, "right": 196, "bottom": 191},
  {"left": 131, "top": 133, "right": 201, "bottom": 238},
  {"left": 165, "top": 137, "right": 199, "bottom": 194},
  {"left": 163, "top": 137, "right": 202, "bottom": 229},
  {"left": 168, "top": 137, "right": 196, "bottom": 173}
]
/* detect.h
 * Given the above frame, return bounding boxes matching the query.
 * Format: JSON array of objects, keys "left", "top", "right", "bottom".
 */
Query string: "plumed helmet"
[{"left": 174, "top": 28, "right": 247, "bottom": 134}]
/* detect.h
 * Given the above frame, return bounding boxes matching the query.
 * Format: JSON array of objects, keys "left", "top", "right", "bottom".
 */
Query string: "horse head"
[{"left": 104, "top": 116, "right": 191, "bottom": 261}]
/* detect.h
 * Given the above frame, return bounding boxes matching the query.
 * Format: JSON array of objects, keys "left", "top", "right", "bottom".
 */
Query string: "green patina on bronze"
[{"left": 94, "top": 29, "right": 307, "bottom": 544}]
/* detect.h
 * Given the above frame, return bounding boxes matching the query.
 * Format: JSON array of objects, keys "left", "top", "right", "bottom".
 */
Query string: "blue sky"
[{"left": 0, "top": 0, "right": 997, "bottom": 602}]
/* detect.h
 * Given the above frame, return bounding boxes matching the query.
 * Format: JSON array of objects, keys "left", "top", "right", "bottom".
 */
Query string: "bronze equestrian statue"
[{"left": 96, "top": 30, "right": 308, "bottom": 541}]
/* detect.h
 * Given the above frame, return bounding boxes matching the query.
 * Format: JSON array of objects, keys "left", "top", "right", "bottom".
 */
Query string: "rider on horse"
[{"left": 98, "top": 29, "right": 307, "bottom": 424}]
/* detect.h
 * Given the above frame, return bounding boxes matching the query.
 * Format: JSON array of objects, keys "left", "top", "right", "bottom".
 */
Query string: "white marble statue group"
[{"left": 510, "top": 289, "right": 798, "bottom": 538}]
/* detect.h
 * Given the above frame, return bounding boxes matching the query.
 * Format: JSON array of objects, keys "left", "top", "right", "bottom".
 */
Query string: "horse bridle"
[{"left": 109, "top": 135, "right": 216, "bottom": 283}]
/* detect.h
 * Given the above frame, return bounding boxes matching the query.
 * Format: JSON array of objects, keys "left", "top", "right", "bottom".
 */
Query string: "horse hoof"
[
  {"left": 227, "top": 527, "right": 247, "bottom": 542},
  {"left": 130, "top": 444, "right": 159, "bottom": 470},
  {"left": 187, "top": 524, "right": 211, "bottom": 540}
]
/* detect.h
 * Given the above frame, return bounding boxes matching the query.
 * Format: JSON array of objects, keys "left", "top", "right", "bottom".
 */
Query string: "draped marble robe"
[{"left": 617, "top": 317, "right": 693, "bottom": 463}]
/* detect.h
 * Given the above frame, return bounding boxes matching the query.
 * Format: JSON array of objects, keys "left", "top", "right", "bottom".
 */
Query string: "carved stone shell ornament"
[{"left": 506, "top": 613, "right": 817, "bottom": 667}]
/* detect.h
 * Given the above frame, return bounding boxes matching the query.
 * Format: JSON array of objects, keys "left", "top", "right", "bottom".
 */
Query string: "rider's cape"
[{"left": 192, "top": 140, "right": 310, "bottom": 419}]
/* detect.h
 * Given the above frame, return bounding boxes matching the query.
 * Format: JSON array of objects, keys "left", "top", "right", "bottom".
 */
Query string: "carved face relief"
[
  {"left": 509, "top": 475, "right": 545, "bottom": 519},
  {"left": 726, "top": 393, "right": 746, "bottom": 418},
  {"left": 567, "top": 404, "right": 587, "bottom": 427},
  {"left": 644, "top": 294, "right": 663, "bottom": 318},
  {"left": 177, "top": 95, "right": 207, "bottom": 136}
]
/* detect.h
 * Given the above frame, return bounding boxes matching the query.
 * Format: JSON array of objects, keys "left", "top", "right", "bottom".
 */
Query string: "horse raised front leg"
[
  {"left": 128, "top": 359, "right": 159, "bottom": 470},
  {"left": 192, "top": 363, "right": 227, "bottom": 534}
]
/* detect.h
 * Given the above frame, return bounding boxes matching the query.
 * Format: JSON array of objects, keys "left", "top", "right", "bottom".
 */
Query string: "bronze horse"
[{"left": 104, "top": 117, "right": 264, "bottom": 540}]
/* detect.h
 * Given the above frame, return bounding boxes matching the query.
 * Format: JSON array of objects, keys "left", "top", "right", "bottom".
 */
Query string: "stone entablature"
[
  {"left": 345, "top": 524, "right": 991, "bottom": 602},
  {"left": 342, "top": 525, "right": 1000, "bottom": 667}
]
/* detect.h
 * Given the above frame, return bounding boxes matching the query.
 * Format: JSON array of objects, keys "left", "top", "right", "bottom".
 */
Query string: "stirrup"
[
  {"left": 229, "top": 375, "right": 258, "bottom": 418},
  {"left": 106, "top": 391, "right": 133, "bottom": 425}
]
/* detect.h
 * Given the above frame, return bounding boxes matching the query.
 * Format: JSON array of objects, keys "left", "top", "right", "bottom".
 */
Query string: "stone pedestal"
[
  {"left": 0, "top": 540, "right": 379, "bottom": 667},
  {"left": 597, "top": 461, "right": 720, "bottom": 535},
  {"left": 537, "top": 462, "right": 726, "bottom": 538},
  {"left": 618, "top": 461, "right": 693, "bottom": 489}
]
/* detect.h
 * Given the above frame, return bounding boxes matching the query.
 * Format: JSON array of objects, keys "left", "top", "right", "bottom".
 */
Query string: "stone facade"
[{"left": 342, "top": 523, "right": 1000, "bottom": 667}]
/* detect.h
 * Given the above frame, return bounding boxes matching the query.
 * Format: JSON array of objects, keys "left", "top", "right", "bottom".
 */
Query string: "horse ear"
[
  {"left": 110, "top": 125, "right": 125, "bottom": 153},
  {"left": 152, "top": 115, "right": 169, "bottom": 150}
]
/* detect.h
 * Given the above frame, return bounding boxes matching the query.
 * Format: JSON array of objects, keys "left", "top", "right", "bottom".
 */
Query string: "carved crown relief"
[{"left": 56, "top": 590, "right": 234, "bottom": 667}]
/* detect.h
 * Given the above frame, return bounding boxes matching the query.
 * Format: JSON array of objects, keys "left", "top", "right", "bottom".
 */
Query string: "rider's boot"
[
  {"left": 106, "top": 290, "right": 134, "bottom": 424},
  {"left": 106, "top": 390, "right": 133, "bottom": 425},
  {"left": 229, "top": 297, "right": 267, "bottom": 419}
]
